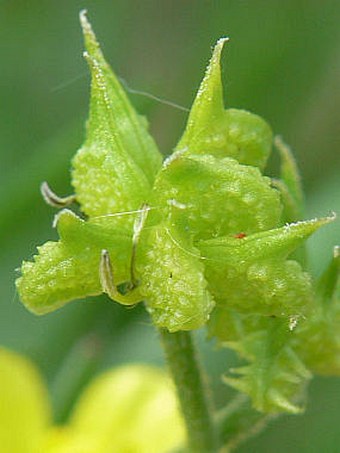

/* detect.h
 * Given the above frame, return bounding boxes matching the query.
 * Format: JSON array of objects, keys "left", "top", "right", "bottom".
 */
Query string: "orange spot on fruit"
[{"left": 234, "top": 232, "right": 246, "bottom": 239}]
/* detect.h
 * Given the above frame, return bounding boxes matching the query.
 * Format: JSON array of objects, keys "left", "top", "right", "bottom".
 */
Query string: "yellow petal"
[
  {"left": 48, "top": 365, "right": 185, "bottom": 453},
  {"left": 0, "top": 348, "right": 51, "bottom": 453}
]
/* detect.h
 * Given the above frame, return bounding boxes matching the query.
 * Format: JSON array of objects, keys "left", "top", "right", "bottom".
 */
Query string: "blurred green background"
[{"left": 1, "top": 1, "right": 339, "bottom": 451}]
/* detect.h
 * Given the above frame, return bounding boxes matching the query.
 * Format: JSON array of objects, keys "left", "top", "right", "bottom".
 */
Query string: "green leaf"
[
  {"left": 72, "top": 11, "right": 162, "bottom": 218},
  {"left": 154, "top": 153, "right": 282, "bottom": 241},
  {"left": 16, "top": 210, "right": 135, "bottom": 314},
  {"left": 176, "top": 38, "right": 272, "bottom": 169},
  {"left": 137, "top": 221, "right": 214, "bottom": 332}
]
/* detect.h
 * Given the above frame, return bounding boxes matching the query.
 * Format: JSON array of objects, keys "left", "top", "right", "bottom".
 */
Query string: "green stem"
[
  {"left": 159, "top": 329, "right": 218, "bottom": 452},
  {"left": 215, "top": 394, "right": 276, "bottom": 451}
]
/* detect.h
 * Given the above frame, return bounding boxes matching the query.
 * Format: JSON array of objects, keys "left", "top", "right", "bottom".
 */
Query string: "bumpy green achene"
[{"left": 16, "top": 11, "right": 339, "bottom": 415}]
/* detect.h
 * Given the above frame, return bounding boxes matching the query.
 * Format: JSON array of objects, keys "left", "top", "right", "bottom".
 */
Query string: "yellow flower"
[
  {"left": 0, "top": 348, "right": 51, "bottom": 453},
  {"left": 0, "top": 347, "right": 185, "bottom": 453}
]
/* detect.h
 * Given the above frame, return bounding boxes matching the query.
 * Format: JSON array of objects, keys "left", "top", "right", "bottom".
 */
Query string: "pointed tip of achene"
[
  {"left": 314, "top": 212, "right": 336, "bottom": 225},
  {"left": 284, "top": 214, "right": 336, "bottom": 235},
  {"left": 175, "top": 37, "right": 228, "bottom": 151},
  {"left": 79, "top": 9, "right": 96, "bottom": 42},
  {"left": 277, "top": 215, "right": 336, "bottom": 251},
  {"left": 79, "top": 9, "right": 90, "bottom": 32},
  {"left": 79, "top": 9, "right": 101, "bottom": 57},
  {"left": 194, "top": 36, "right": 229, "bottom": 114},
  {"left": 209, "top": 36, "right": 229, "bottom": 69},
  {"left": 215, "top": 36, "right": 230, "bottom": 50},
  {"left": 79, "top": 9, "right": 90, "bottom": 29}
]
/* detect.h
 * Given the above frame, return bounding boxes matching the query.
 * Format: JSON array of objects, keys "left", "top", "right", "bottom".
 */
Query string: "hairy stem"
[{"left": 159, "top": 329, "right": 218, "bottom": 452}]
